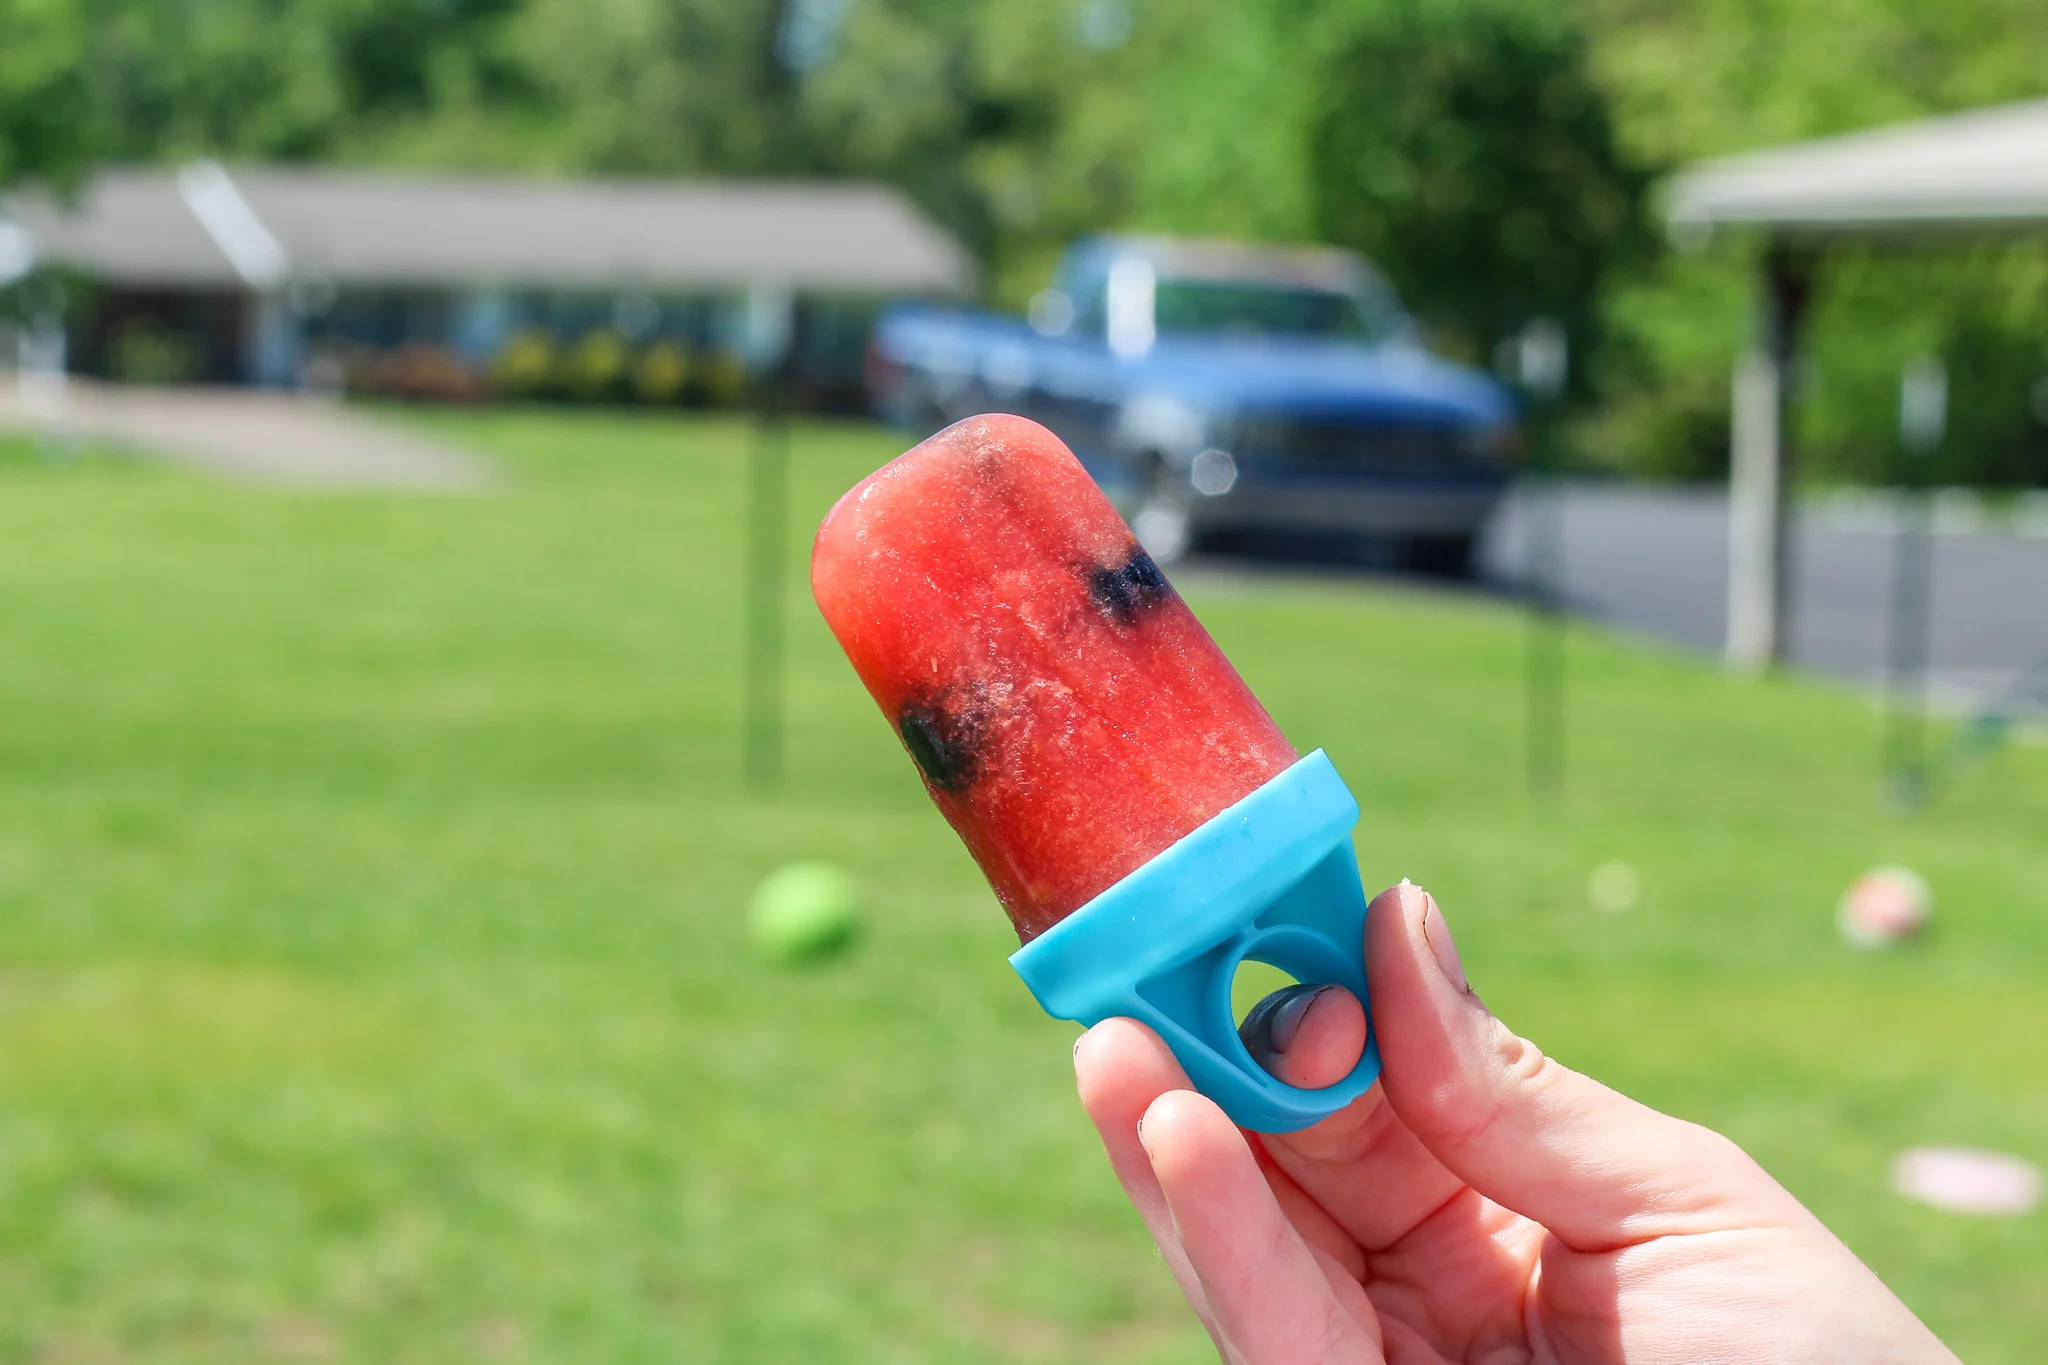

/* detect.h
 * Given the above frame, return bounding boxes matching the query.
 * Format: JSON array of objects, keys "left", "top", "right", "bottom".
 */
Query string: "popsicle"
[{"left": 810, "top": 413, "right": 1298, "bottom": 942}]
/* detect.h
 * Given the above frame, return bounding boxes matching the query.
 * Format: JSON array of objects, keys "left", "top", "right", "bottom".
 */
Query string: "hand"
[{"left": 1073, "top": 881, "right": 1960, "bottom": 1364}]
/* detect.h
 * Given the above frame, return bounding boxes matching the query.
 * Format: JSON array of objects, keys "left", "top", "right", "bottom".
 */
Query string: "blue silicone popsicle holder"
[{"left": 1009, "top": 749, "right": 1380, "bottom": 1132}]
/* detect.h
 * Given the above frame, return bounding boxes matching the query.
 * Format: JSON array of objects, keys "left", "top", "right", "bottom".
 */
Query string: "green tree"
[
  {"left": 1, "top": 0, "right": 526, "bottom": 186},
  {"left": 10, "top": 0, "right": 2047, "bottom": 487},
  {"left": 1307, "top": 0, "right": 1653, "bottom": 377},
  {"left": 0, "top": 0, "right": 96, "bottom": 188},
  {"left": 1582, "top": 0, "right": 2048, "bottom": 484}
]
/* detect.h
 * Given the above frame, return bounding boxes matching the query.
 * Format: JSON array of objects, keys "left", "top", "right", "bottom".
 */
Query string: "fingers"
[
  {"left": 1240, "top": 984, "right": 1367, "bottom": 1090},
  {"left": 1246, "top": 978, "right": 1479, "bottom": 1253},
  {"left": 1141, "top": 1089, "right": 1385, "bottom": 1363},
  {"left": 1366, "top": 881, "right": 1807, "bottom": 1250},
  {"left": 1243, "top": 1132, "right": 1369, "bottom": 1280},
  {"left": 1073, "top": 1018, "right": 1219, "bottom": 1334},
  {"left": 1253, "top": 1073, "right": 1468, "bottom": 1252}
]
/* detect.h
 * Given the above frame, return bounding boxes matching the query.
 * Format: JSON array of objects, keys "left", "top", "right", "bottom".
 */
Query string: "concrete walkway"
[{"left": 0, "top": 377, "right": 490, "bottom": 490}]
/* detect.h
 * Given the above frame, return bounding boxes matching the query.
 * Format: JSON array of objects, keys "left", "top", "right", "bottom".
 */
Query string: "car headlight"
[{"left": 1115, "top": 392, "right": 1210, "bottom": 465}]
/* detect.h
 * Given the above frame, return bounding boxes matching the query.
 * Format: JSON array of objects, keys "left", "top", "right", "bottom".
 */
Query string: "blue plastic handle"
[{"left": 1010, "top": 750, "right": 1380, "bottom": 1132}]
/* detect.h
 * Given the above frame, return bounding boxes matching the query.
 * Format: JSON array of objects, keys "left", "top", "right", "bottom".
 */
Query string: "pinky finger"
[{"left": 1142, "top": 1090, "right": 1385, "bottom": 1364}]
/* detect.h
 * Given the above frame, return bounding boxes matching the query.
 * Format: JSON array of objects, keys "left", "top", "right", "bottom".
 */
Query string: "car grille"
[{"left": 1232, "top": 417, "right": 1471, "bottom": 470}]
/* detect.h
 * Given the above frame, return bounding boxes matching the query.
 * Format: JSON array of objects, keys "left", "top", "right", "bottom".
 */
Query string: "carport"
[{"left": 1666, "top": 98, "right": 2048, "bottom": 671}]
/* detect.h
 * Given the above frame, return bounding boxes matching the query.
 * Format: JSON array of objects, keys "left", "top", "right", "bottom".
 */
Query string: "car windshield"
[{"left": 1151, "top": 279, "right": 1395, "bottom": 341}]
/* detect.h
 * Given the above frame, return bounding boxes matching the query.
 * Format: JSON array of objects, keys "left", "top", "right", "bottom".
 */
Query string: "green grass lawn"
[{"left": 0, "top": 410, "right": 2042, "bottom": 1363}]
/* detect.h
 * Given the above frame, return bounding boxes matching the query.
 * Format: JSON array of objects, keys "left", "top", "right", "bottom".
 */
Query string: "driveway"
[
  {"left": 0, "top": 377, "right": 489, "bottom": 490},
  {"left": 1480, "top": 482, "right": 2048, "bottom": 708}
]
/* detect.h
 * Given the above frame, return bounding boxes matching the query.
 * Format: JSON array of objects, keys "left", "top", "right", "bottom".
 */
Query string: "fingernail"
[
  {"left": 1239, "top": 983, "right": 1336, "bottom": 1068},
  {"left": 1419, "top": 891, "right": 1468, "bottom": 993}
]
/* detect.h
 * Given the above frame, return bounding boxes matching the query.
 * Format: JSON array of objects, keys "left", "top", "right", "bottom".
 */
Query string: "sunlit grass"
[{"left": 0, "top": 409, "right": 2039, "bottom": 1361}]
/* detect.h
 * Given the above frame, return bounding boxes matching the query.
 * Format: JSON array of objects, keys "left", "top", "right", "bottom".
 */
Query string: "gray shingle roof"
[{"left": 7, "top": 165, "right": 976, "bottom": 294}]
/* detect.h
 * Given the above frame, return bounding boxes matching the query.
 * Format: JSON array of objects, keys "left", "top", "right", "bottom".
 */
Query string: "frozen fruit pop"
[{"left": 811, "top": 413, "right": 1298, "bottom": 942}]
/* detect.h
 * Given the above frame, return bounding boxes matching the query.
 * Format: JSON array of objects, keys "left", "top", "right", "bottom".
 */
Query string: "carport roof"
[
  {"left": 5, "top": 165, "right": 976, "bottom": 294},
  {"left": 1667, "top": 98, "right": 2048, "bottom": 237}
]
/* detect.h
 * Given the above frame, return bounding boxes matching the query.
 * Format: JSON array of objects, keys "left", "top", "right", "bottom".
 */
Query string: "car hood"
[{"left": 1134, "top": 338, "right": 1514, "bottom": 427}]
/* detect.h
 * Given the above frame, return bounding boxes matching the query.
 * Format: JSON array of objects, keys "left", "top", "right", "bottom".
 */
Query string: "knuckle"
[
  {"left": 1492, "top": 1021, "right": 1552, "bottom": 1086},
  {"left": 1434, "top": 1020, "right": 1555, "bottom": 1151}
]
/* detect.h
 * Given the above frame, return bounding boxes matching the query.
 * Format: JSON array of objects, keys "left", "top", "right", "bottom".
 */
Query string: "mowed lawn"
[{"left": 0, "top": 409, "right": 2042, "bottom": 1363}]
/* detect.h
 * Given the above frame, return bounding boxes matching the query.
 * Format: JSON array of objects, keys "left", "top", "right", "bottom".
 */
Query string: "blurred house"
[{"left": 1, "top": 165, "right": 973, "bottom": 408}]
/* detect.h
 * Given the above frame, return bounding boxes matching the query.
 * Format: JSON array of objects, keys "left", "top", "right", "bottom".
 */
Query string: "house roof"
[
  {"left": 5, "top": 164, "right": 976, "bottom": 295},
  {"left": 1667, "top": 98, "right": 2048, "bottom": 238}
]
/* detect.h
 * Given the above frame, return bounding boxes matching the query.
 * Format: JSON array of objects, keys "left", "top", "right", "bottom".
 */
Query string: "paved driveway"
[
  {"left": 1480, "top": 482, "right": 2048, "bottom": 707},
  {"left": 0, "top": 377, "right": 489, "bottom": 489}
]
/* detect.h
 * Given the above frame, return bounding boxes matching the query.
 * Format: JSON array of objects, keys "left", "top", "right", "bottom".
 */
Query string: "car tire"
[{"left": 1402, "top": 533, "right": 1477, "bottom": 579}]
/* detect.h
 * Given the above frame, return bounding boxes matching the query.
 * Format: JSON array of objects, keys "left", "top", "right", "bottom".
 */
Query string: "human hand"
[{"left": 1074, "top": 881, "right": 1960, "bottom": 1364}]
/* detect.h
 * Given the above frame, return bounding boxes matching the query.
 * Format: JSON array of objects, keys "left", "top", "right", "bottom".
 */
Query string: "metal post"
[
  {"left": 741, "top": 284, "right": 797, "bottom": 791},
  {"left": 1883, "top": 490, "right": 1932, "bottom": 808},
  {"left": 744, "top": 393, "right": 790, "bottom": 790},
  {"left": 1514, "top": 319, "right": 1568, "bottom": 799},
  {"left": 1764, "top": 250, "right": 1813, "bottom": 669},
  {"left": 1526, "top": 480, "right": 1566, "bottom": 799},
  {"left": 1885, "top": 355, "right": 1945, "bottom": 810}
]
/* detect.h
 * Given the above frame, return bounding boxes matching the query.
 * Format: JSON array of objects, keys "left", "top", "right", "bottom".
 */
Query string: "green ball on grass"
[{"left": 749, "top": 861, "right": 861, "bottom": 963}]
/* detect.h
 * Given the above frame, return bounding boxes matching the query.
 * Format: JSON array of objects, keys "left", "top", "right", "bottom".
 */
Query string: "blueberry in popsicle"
[{"left": 810, "top": 413, "right": 1298, "bottom": 942}]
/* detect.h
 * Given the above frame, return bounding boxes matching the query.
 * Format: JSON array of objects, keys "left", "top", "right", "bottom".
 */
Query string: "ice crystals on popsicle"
[{"left": 811, "top": 414, "right": 1296, "bottom": 942}]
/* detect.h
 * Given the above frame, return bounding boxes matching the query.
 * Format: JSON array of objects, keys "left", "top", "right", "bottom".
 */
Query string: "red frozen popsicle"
[{"left": 811, "top": 414, "right": 1297, "bottom": 942}]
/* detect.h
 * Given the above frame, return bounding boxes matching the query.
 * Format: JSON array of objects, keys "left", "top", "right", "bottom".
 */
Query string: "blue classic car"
[{"left": 866, "top": 235, "right": 1520, "bottom": 574}]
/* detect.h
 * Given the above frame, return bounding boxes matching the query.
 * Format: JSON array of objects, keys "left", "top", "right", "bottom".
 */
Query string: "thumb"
[{"left": 1367, "top": 881, "right": 1806, "bottom": 1251}]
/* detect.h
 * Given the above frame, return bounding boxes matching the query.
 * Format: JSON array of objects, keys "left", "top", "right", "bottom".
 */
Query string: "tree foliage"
[
  {"left": 1578, "top": 0, "right": 2048, "bottom": 484},
  {"left": 4, "top": 0, "right": 2048, "bottom": 485},
  {"left": 0, "top": 0, "right": 97, "bottom": 189},
  {"left": 2, "top": 0, "right": 525, "bottom": 183},
  {"left": 1309, "top": 0, "right": 1652, "bottom": 370}
]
